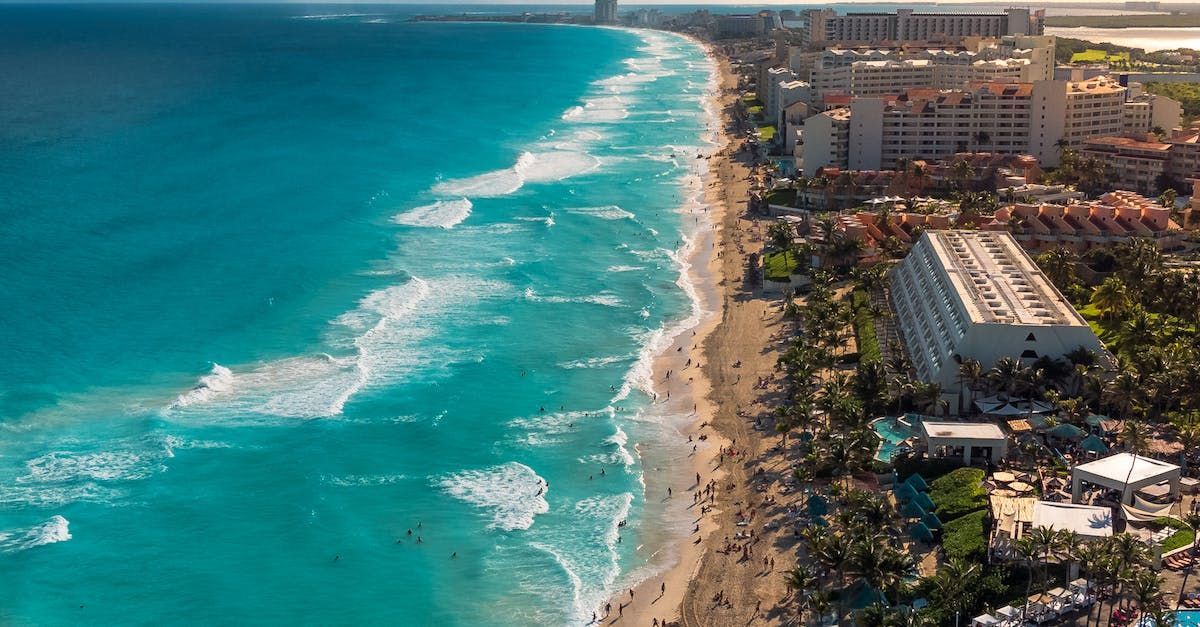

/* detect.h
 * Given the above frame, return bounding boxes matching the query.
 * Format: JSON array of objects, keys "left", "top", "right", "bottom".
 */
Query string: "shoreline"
[{"left": 597, "top": 36, "right": 741, "bottom": 626}]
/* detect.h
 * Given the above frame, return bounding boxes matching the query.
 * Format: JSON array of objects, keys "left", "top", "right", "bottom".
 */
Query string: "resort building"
[
  {"left": 985, "top": 191, "right": 1185, "bottom": 252},
  {"left": 920, "top": 421, "right": 1008, "bottom": 465},
  {"left": 805, "top": 36, "right": 1056, "bottom": 99},
  {"left": 1079, "top": 136, "right": 1171, "bottom": 196},
  {"left": 888, "top": 230, "right": 1105, "bottom": 409},
  {"left": 1122, "top": 85, "right": 1184, "bottom": 135},
  {"left": 799, "top": 8, "right": 1044, "bottom": 45},
  {"left": 716, "top": 14, "right": 766, "bottom": 39},
  {"left": 799, "top": 77, "right": 1127, "bottom": 174},
  {"left": 593, "top": 0, "right": 617, "bottom": 25}
]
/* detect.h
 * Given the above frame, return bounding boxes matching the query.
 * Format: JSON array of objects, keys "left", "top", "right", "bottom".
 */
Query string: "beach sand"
[{"left": 598, "top": 44, "right": 794, "bottom": 627}]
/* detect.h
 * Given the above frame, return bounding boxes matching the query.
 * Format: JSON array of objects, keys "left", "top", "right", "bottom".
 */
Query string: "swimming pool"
[
  {"left": 872, "top": 415, "right": 921, "bottom": 462},
  {"left": 1176, "top": 611, "right": 1200, "bottom": 627}
]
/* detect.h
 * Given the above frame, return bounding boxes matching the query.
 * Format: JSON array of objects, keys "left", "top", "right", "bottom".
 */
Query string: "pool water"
[
  {"left": 872, "top": 415, "right": 921, "bottom": 462},
  {"left": 1176, "top": 611, "right": 1200, "bottom": 627}
]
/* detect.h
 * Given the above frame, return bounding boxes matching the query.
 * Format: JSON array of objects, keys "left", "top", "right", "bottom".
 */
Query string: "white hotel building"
[
  {"left": 889, "top": 231, "right": 1105, "bottom": 409},
  {"left": 802, "top": 8, "right": 1044, "bottom": 45}
]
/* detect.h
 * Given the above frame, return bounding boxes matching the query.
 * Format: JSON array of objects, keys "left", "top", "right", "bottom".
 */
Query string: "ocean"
[{"left": 0, "top": 5, "right": 717, "bottom": 624}]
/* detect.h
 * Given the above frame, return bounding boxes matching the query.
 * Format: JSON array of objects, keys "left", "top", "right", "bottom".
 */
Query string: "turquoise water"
[
  {"left": 1175, "top": 611, "right": 1200, "bottom": 627},
  {"left": 0, "top": 6, "right": 716, "bottom": 624},
  {"left": 872, "top": 416, "right": 921, "bottom": 462}
]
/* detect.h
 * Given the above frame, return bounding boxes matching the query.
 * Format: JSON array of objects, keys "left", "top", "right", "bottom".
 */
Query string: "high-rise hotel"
[{"left": 594, "top": 0, "right": 618, "bottom": 25}]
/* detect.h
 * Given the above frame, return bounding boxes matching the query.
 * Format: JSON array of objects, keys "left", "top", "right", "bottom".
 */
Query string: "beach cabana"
[
  {"left": 901, "top": 500, "right": 927, "bottom": 519},
  {"left": 904, "top": 473, "right": 929, "bottom": 492},
  {"left": 1048, "top": 423, "right": 1086, "bottom": 441},
  {"left": 1071, "top": 453, "right": 1181, "bottom": 505},
  {"left": 922, "top": 511, "right": 943, "bottom": 530},
  {"left": 894, "top": 482, "right": 918, "bottom": 502},
  {"left": 1079, "top": 434, "right": 1109, "bottom": 454},
  {"left": 845, "top": 579, "right": 886, "bottom": 610},
  {"left": 972, "top": 614, "right": 1001, "bottom": 627},
  {"left": 913, "top": 491, "right": 935, "bottom": 512},
  {"left": 921, "top": 421, "right": 1008, "bottom": 465},
  {"left": 995, "top": 605, "right": 1020, "bottom": 626},
  {"left": 908, "top": 522, "right": 934, "bottom": 542}
]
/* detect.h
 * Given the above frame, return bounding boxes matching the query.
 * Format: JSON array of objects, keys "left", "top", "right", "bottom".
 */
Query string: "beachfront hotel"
[
  {"left": 799, "top": 76, "right": 1128, "bottom": 174},
  {"left": 888, "top": 231, "right": 1105, "bottom": 411},
  {"left": 798, "top": 8, "right": 1044, "bottom": 45},
  {"left": 798, "top": 36, "right": 1056, "bottom": 100},
  {"left": 984, "top": 190, "right": 1186, "bottom": 252},
  {"left": 593, "top": 0, "right": 617, "bottom": 25}
]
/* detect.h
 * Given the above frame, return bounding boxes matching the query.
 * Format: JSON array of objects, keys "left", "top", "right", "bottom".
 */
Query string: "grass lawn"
[
  {"left": 764, "top": 188, "right": 796, "bottom": 207},
  {"left": 1076, "top": 303, "right": 1120, "bottom": 345},
  {"left": 746, "top": 105, "right": 764, "bottom": 118},
  {"left": 851, "top": 290, "right": 881, "bottom": 363},
  {"left": 1070, "top": 49, "right": 1130, "bottom": 64},
  {"left": 763, "top": 250, "right": 801, "bottom": 282},
  {"left": 757, "top": 124, "right": 777, "bottom": 142}
]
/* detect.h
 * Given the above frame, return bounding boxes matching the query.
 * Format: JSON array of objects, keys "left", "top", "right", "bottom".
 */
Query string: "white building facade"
[{"left": 889, "top": 231, "right": 1105, "bottom": 410}]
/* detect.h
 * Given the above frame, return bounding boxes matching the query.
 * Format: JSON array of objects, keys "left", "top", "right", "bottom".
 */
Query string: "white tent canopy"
[
  {"left": 1032, "top": 501, "right": 1113, "bottom": 539},
  {"left": 1071, "top": 453, "right": 1181, "bottom": 505}
]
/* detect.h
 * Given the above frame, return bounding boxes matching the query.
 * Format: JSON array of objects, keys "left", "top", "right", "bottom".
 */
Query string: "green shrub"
[
  {"left": 763, "top": 250, "right": 801, "bottom": 282},
  {"left": 943, "top": 510, "right": 988, "bottom": 562},
  {"left": 929, "top": 467, "right": 987, "bottom": 521}
]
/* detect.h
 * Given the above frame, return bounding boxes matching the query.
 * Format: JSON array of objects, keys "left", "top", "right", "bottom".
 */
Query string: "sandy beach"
[{"left": 597, "top": 43, "right": 793, "bottom": 626}]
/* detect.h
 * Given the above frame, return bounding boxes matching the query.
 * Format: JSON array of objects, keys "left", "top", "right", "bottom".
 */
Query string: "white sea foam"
[
  {"left": 20, "top": 450, "right": 164, "bottom": 483},
  {"left": 168, "top": 276, "right": 504, "bottom": 419},
  {"left": 392, "top": 198, "right": 472, "bottom": 229},
  {"left": 0, "top": 516, "right": 71, "bottom": 553},
  {"left": 565, "top": 205, "right": 635, "bottom": 221},
  {"left": 556, "top": 355, "right": 631, "bottom": 370},
  {"left": 431, "top": 150, "right": 598, "bottom": 198},
  {"left": 523, "top": 288, "right": 622, "bottom": 308},
  {"left": 606, "top": 265, "right": 643, "bottom": 274},
  {"left": 322, "top": 474, "right": 407, "bottom": 487},
  {"left": 0, "top": 482, "right": 123, "bottom": 508},
  {"left": 562, "top": 96, "right": 630, "bottom": 123},
  {"left": 438, "top": 462, "right": 549, "bottom": 531},
  {"left": 172, "top": 363, "right": 234, "bottom": 408},
  {"left": 528, "top": 493, "right": 633, "bottom": 624}
]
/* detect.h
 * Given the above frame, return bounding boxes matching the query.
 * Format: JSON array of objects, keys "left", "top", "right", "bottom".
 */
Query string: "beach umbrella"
[
  {"left": 1080, "top": 434, "right": 1109, "bottom": 453},
  {"left": 1008, "top": 481, "right": 1034, "bottom": 493},
  {"left": 922, "top": 511, "right": 943, "bottom": 530},
  {"left": 1085, "top": 414, "right": 1109, "bottom": 428},
  {"left": 1048, "top": 423, "right": 1086, "bottom": 441},
  {"left": 808, "top": 494, "right": 829, "bottom": 517},
  {"left": 904, "top": 473, "right": 929, "bottom": 492},
  {"left": 894, "top": 482, "right": 917, "bottom": 502},
  {"left": 992, "top": 471, "right": 1017, "bottom": 483},
  {"left": 913, "top": 491, "right": 935, "bottom": 512},
  {"left": 908, "top": 522, "right": 934, "bottom": 542},
  {"left": 845, "top": 579, "right": 886, "bottom": 610},
  {"left": 901, "top": 500, "right": 927, "bottom": 519}
]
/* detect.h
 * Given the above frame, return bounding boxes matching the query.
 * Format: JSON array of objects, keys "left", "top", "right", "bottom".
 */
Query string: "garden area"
[
  {"left": 1070, "top": 49, "right": 1130, "bottom": 64},
  {"left": 763, "top": 249, "right": 801, "bottom": 282}
]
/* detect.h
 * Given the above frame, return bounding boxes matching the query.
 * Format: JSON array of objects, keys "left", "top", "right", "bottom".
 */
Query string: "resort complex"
[{"left": 600, "top": 7, "right": 1200, "bottom": 627}]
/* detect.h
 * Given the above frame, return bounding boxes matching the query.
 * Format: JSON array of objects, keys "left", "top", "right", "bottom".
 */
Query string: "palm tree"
[
  {"left": 1106, "top": 534, "right": 1151, "bottom": 623},
  {"left": 1108, "top": 372, "right": 1146, "bottom": 421},
  {"left": 1027, "top": 526, "right": 1061, "bottom": 588},
  {"left": 785, "top": 564, "right": 820, "bottom": 620},
  {"left": 1075, "top": 542, "right": 1109, "bottom": 627},
  {"left": 1118, "top": 420, "right": 1151, "bottom": 505},
  {"left": 1036, "top": 247, "right": 1080, "bottom": 291},
  {"left": 1130, "top": 569, "right": 1163, "bottom": 615},
  {"left": 1013, "top": 537, "right": 1041, "bottom": 619},
  {"left": 957, "top": 358, "right": 984, "bottom": 416},
  {"left": 1091, "top": 277, "right": 1130, "bottom": 321}
]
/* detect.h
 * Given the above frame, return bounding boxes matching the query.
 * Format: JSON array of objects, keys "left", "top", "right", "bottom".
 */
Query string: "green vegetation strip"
[
  {"left": 929, "top": 467, "right": 987, "bottom": 521},
  {"left": 763, "top": 250, "right": 800, "bottom": 282},
  {"left": 757, "top": 124, "right": 777, "bottom": 142},
  {"left": 851, "top": 290, "right": 881, "bottom": 363},
  {"left": 942, "top": 510, "right": 988, "bottom": 562},
  {"left": 764, "top": 188, "right": 796, "bottom": 207}
]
